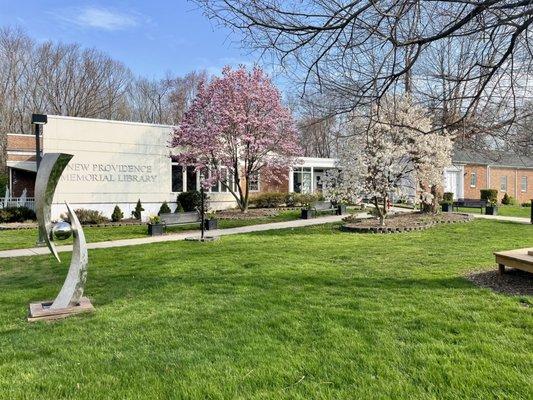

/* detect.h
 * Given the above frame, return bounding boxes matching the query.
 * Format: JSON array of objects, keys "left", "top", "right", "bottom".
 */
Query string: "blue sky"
[{"left": 0, "top": 0, "right": 257, "bottom": 79}]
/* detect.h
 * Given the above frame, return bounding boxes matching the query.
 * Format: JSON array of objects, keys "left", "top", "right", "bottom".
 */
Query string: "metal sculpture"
[{"left": 28, "top": 153, "right": 93, "bottom": 321}]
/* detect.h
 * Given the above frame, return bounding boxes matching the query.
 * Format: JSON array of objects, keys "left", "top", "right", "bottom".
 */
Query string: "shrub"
[
  {"left": 61, "top": 209, "right": 109, "bottom": 225},
  {"left": 111, "top": 205, "right": 124, "bottom": 222},
  {"left": 442, "top": 192, "right": 454, "bottom": 205},
  {"left": 286, "top": 192, "right": 324, "bottom": 207},
  {"left": 177, "top": 191, "right": 204, "bottom": 212},
  {"left": 0, "top": 206, "right": 36, "bottom": 223},
  {"left": 250, "top": 192, "right": 286, "bottom": 208},
  {"left": 132, "top": 199, "right": 144, "bottom": 220},
  {"left": 174, "top": 201, "right": 184, "bottom": 213},
  {"left": 480, "top": 189, "right": 498, "bottom": 205},
  {"left": 158, "top": 201, "right": 171, "bottom": 215},
  {"left": 0, "top": 173, "right": 7, "bottom": 195},
  {"left": 501, "top": 193, "right": 517, "bottom": 206},
  {"left": 521, "top": 202, "right": 531, "bottom": 207}
]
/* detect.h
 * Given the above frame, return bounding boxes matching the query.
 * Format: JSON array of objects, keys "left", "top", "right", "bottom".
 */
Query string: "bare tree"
[{"left": 197, "top": 0, "right": 533, "bottom": 151}]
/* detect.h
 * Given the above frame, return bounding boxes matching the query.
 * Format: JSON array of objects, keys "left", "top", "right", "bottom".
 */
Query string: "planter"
[
  {"left": 485, "top": 205, "right": 498, "bottom": 216},
  {"left": 441, "top": 203, "right": 452, "bottom": 213},
  {"left": 301, "top": 209, "right": 315, "bottom": 219},
  {"left": 336, "top": 204, "right": 347, "bottom": 215},
  {"left": 203, "top": 219, "right": 218, "bottom": 230},
  {"left": 148, "top": 223, "right": 165, "bottom": 236}
]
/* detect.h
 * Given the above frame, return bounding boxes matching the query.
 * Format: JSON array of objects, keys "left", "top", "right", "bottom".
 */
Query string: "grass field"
[
  {"left": 0, "top": 210, "right": 302, "bottom": 251},
  {"left": 456, "top": 204, "right": 531, "bottom": 218},
  {"left": 0, "top": 219, "right": 531, "bottom": 399}
]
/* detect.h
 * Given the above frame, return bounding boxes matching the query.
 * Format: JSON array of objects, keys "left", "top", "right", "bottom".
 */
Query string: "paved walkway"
[
  {"left": 0, "top": 214, "right": 347, "bottom": 259},
  {"left": 1, "top": 208, "right": 529, "bottom": 259},
  {"left": 469, "top": 213, "right": 531, "bottom": 224}
]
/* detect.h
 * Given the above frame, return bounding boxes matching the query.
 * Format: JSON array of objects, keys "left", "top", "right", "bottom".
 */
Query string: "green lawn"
[
  {"left": 0, "top": 210, "right": 302, "bottom": 251},
  {"left": 456, "top": 204, "right": 531, "bottom": 218},
  {"left": 0, "top": 220, "right": 531, "bottom": 399}
]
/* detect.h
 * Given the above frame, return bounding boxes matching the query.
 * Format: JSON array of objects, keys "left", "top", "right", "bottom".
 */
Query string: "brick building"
[{"left": 444, "top": 150, "right": 533, "bottom": 204}]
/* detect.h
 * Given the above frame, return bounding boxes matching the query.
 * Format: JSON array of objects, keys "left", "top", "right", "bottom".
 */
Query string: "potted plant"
[
  {"left": 147, "top": 215, "right": 165, "bottom": 236},
  {"left": 204, "top": 211, "right": 218, "bottom": 230},
  {"left": 480, "top": 189, "right": 498, "bottom": 215},
  {"left": 336, "top": 202, "right": 347, "bottom": 215},
  {"left": 441, "top": 192, "right": 454, "bottom": 213}
]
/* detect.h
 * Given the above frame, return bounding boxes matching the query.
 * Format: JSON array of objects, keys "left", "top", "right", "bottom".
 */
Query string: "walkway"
[
  {"left": 0, "top": 214, "right": 347, "bottom": 259},
  {"left": 1, "top": 208, "right": 529, "bottom": 259},
  {"left": 469, "top": 213, "right": 531, "bottom": 224}
]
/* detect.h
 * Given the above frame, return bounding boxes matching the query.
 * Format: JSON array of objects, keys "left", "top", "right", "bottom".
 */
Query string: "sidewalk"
[
  {"left": 0, "top": 214, "right": 347, "bottom": 259},
  {"left": 469, "top": 213, "right": 531, "bottom": 224},
  {"left": 1, "top": 208, "right": 528, "bottom": 259}
]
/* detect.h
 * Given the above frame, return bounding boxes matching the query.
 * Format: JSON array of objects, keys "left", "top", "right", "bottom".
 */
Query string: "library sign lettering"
[{"left": 62, "top": 162, "right": 158, "bottom": 183}]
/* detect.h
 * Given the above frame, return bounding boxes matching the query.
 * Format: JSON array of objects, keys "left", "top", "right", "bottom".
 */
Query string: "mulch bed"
[
  {"left": 466, "top": 268, "right": 533, "bottom": 298},
  {"left": 341, "top": 211, "right": 473, "bottom": 233}
]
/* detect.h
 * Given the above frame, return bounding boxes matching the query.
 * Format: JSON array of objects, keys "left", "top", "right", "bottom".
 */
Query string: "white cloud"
[{"left": 54, "top": 7, "right": 139, "bottom": 31}]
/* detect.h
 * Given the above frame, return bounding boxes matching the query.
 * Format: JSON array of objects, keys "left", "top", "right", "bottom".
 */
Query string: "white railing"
[{"left": 0, "top": 197, "right": 36, "bottom": 211}]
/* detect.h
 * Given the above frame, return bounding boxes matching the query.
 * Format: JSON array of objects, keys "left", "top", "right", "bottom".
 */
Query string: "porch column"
[
  {"left": 310, "top": 167, "right": 314, "bottom": 194},
  {"left": 288, "top": 167, "right": 294, "bottom": 192}
]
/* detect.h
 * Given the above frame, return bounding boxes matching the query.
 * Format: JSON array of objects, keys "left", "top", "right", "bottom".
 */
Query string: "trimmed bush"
[
  {"left": 177, "top": 191, "right": 204, "bottom": 212},
  {"left": 501, "top": 193, "right": 517, "bottom": 206},
  {"left": 174, "top": 201, "right": 184, "bottom": 213},
  {"left": 442, "top": 192, "right": 454, "bottom": 204},
  {"left": 132, "top": 199, "right": 144, "bottom": 220},
  {"left": 0, "top": 206, "right": 36, "bottom": 223},
  {"left": 285, "top": 192, "right": 325, "bottom": 207},
  {"left": 111, "top": 205, "right": 124, "bottom": 222},
  {"left": 480, "top": 189, "right": 498, "bottom": 205},
  {"left": 61, "top": 209, "right": 109, "bottom": 225},
  {"left": 250, "top": 192, "right": 286, "bottom": 208},
  {"left": 158, "top": 201, "right": 171, "bottom": 215},
  {"left": 521, "top": 202, "right": 531, "bottom": 207}
]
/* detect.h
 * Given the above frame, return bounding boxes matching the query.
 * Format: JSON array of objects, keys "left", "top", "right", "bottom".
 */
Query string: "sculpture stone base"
[{"left": 28, "top": 297, "right": 94, "bottom": 322}]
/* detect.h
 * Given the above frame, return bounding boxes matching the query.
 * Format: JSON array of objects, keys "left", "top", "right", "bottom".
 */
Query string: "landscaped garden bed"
[
  {"left": 467, "top": 268, "right": 533, "bottom": 297},
  {"left": 341, "top": 211, "right": 473, "bottom": 233}
]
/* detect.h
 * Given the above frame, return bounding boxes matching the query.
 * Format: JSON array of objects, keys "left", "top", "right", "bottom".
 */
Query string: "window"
[
  {"left": 249, "top": 171, "right": 260, "bottom": 192},
  {"left": 522, "top": 176, "right": 528, "bottom": 192},
  {"left": 171, "top": 165, "right": 183, "bottom": 192},
  {"left": 186, "top": 166, "right": 197, "bottom": 191},
  {"left": 500, "top": 176, "right": 507, "bottom": 192},
  {"left": 293, "top": 167, "right": 312, "bottom": 193},
  {"left": 219, "top": 168, "right": 234, "bottom": 192},
  {"left": 470, "top": 172, "right": 477, "bottom": 188}
]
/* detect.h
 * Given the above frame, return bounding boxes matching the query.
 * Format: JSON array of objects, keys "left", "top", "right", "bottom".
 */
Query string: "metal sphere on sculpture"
[{"left": 52, "top": 221, "right": 73, "bottom": 241}]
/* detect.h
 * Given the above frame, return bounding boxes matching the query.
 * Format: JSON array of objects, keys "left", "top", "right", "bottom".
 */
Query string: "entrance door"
[{"left": 444, "top": 170, "right": 461, "bottom": 199}]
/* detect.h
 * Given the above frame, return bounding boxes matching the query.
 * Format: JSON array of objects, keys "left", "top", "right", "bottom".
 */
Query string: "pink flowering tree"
[{"left": 171, "top": 66, "right": 301, "bottom": 211}]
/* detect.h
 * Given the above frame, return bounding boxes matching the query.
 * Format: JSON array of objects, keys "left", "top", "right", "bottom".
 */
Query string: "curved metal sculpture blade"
[
  {"left": 50, "top": 202, "right": 88, "bottom": 309},
  {"left": 35, "top": 153, "right": 73, "bottom": 262}
]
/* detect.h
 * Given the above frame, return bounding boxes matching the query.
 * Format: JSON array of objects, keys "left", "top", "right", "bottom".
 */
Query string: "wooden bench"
[
  {"left": 453, "top": 198, "right": 488, "bottom": 212},
  {"left": 160, "top": 212, "right": 200, "bottom": 227},
  {"left": 494, "top": 247, "right": 533, "bottom": 275}
]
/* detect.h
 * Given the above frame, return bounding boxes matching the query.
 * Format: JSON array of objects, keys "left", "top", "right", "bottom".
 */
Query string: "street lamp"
[
  {"left": 31, "top": 113, "right": 47, "bottom": 170},
  {"left": 31, "top": 113, "right": 47, "bottom": 246}
]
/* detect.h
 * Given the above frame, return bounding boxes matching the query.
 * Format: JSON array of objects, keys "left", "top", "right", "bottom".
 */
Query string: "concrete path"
[
  {"left": 1, "top": 208, "right": 529, "bottom": 259},
  {"left": 0, "top": 214, "right": 347, "bottom": 259},
  {"left": 469, "top": 213, "right": 531, "bottom": 224}
]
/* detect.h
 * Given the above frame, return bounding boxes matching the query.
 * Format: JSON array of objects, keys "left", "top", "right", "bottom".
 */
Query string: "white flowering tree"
[{"left": 324, "top": 95, "right": 453, "bottom": 225}]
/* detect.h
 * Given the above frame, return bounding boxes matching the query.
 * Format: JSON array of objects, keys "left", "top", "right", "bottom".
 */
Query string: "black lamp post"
[
  {"left": 31, "top": 113, "right": 47, "bottom": 246},
  {"left": 31, "top": 114, "right": 47, "bottom": 170}
]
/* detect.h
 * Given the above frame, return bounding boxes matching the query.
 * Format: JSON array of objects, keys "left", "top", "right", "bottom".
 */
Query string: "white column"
[
  {"left": 182, "top": 167, "right": 186, "bottom": 192},
  {"left": 288, "top": 167, "right": 294, "bottom": 193},
  {"left": 310, "top": 167, "right": 314, "bottom": 194}
]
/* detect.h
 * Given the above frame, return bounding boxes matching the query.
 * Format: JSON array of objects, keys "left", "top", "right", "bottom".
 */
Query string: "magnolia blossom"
[
  {"left": 324, "top": 95, "right": 453, "bottom": 224},
  {"left": 171, "top": 66, "right": 301, "bottom": 211}
]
